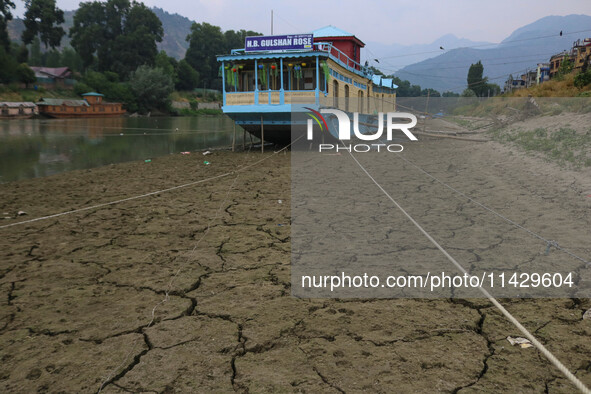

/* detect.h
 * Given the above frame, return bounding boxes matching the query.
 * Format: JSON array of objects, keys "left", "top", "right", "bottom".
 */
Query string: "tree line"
[
  {"left": 0, "top": 0, "right": 502, "bottom": 110},
  {"left": 0, "top": 0, "right": 261, "bottom": 112}
]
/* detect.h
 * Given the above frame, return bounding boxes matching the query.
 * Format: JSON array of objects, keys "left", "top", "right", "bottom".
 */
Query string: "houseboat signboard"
[
  {"left": 245, "top": 34, "right": 313, "bottom": 52},
  {"left": 218, "top": 26, "right": 398, "bottom": 144}
]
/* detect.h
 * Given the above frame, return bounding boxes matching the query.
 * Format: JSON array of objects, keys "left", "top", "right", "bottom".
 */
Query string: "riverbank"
[
  {"left": 0, "top": 86, "right": 222, "bottom": 117},
  {"left": 0, "top": 137, "right": 590, "bottom": 391}
]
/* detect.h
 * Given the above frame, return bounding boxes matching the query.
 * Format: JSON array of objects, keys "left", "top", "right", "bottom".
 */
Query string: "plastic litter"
[
  {"left": 144, "top": 159, "right": 152, "bottom": 163},
  {"left": 181, "top": 152, "right": 191, "bottom": 155},
  {"left": 17, "top": 211, "right": 27, "bottom": 216},
  {"left": 507, "top": 336, "right": 533, "bottom": 348},
  {"left": 203, "top": 151, "right": 211, "bottom": 156},
  {"left": 583, "top": 309, "right": 591, "bottom": 320},
  {"left": 203, "top": 161, "right": 210, "bottom": 165}
]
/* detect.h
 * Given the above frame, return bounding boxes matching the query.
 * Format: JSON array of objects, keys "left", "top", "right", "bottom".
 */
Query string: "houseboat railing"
[
  {"left": 229, "top": 42, "right": 372, "bottom": 78},
  {"left": 221, "top": 42, "right": 375, "bottom": 107}
]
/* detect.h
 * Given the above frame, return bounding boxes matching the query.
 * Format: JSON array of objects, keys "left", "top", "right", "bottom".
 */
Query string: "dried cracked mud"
[{"left": 1, "top": 125, "right": 590, "bottom": 392}]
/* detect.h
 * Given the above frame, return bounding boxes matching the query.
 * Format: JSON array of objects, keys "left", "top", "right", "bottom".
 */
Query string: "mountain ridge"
[{"left": 393, "top": 14, "right": 591, "bottom": 93}]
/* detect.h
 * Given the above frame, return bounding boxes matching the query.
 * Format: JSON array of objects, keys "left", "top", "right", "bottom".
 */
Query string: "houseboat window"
[
  {"left": 344, "top": 85, "right": 349, "bottom": 112},
  {"left": 1, "top": 108, "right": 8, "bottom": 115},
  {"left": 333, "top": 80, "right": 339, "bottom": 107},
  {"left": 358, "top": 91, "right": 363, "bottom": 113},
  {"left": 18, "top": 106, "right": 24, "bottom": 114}
]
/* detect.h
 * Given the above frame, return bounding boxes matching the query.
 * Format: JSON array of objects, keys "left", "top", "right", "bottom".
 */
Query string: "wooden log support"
[{"left": 261, "top": 115, "right": 264, "bottom": 153}]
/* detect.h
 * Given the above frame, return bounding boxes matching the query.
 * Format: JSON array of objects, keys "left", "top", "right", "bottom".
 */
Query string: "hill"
[
  {"left": 393, "top": 14, "right": 591, "bottom": 93},
  {"left": 7, "top": 7, "right": 193, "bottom": 59},
  {"left": 363, "top": 34, "right": 493, "bottom": 72}
]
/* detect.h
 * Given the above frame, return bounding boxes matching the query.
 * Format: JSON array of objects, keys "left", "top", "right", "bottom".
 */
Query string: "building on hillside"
[
  {"left": 571, "top": 38, "right": 591, "bottom": 72},
  {"left": 30, "top": 67, "right": 76, "bottom": 88},
  {"left": 0, "top": 102, "right": 38, "bottom": 119},
  {"left": 536, "top": 63, "right": 550, "bottom": 84},
  {"left": 549, "top": 51, "right": 572, "bottom": 78},
  {"left": 503, "top": 74, "right": 526, "bottom": 93},
  {"left": 524, "top": 70, "right": 537, "bottom": 87}
]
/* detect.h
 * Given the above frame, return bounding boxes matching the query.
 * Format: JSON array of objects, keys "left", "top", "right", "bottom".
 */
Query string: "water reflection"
[{"left": 0, "top": 116, "right": 246, "bottom": 183}]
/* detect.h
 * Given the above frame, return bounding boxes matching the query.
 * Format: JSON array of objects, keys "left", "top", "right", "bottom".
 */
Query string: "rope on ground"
[
  {"left": 344, "top": 147, "right": 591, "bottom": 393},
  {"left": 413, "top": 130, "right": 489, "bottom": 142},
  {"left": 97, "top": 137, "right": 300, "bottom": 392},
  {"left": 0, "top": 141, "right": 297, "bottom": 231},
  {"left": 397, "top": 154, "right": 590, "bottom": 267}
]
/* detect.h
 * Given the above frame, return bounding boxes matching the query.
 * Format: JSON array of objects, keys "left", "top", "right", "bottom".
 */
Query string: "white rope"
[
  {"left": 0, "top": 141, "right": 298, "bottom": 230},
  {"left": 345, "top": 148, "right": 591, "bottom": 393},
  {"left": 0, "top": 173, "right": 232, "bottom": 229},
  {"left": 97, "top": 138, "right": 300, "bottom": 391},
  {"left": 397, "top": 154, "right": 590, "bottom": 266}
]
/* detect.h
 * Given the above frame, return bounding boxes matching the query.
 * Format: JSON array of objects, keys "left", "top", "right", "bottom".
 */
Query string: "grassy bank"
[
  {"left": 507, "top": 74, "right": 591, "bottom": 97},
  {"left": 0, "top": 85, "right": 79, "bottom": 102},
  {"left": 488, "top": 126, "right": 591, "bottom": 168}
]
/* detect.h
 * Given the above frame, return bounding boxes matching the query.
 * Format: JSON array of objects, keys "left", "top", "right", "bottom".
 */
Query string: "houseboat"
[
  {"left": 217, "top": 26, "right": 398, "bottom": 144},
  {"left": 0, "top": 102, "right": 38, "bottom": 119},
  {"left": 36, "top": 92, "right": 126, "bottom": 118}
]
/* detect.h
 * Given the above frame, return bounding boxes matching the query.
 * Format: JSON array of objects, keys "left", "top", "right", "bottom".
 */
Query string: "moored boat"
[
  {"left": 217, "top": 26, "right": 398, "bottom": 144},
  {"left": 0, "top": 102, "right": 38, "bottom": 119},
  {"left": 37, "top": 92, "right": 126, "bottom": 118}
]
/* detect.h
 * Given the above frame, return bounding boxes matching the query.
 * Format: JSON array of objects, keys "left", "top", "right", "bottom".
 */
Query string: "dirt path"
[{"left": 0, "top": 138, "right": 590, "bottom": 392}]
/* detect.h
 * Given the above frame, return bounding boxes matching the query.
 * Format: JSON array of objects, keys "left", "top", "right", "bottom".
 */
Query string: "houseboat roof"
[
  {"left": 82, "top": 92, "right": 104, "bottom": 97},
  {"left": 36, "top": 98, "right": 89, "bottom": 107},
  {"left": 312, "top": 25, "right": 353, "bottom": 38},
  {"left": 312, "top": 26, "right": 365, "bottom": 47},
  {"left": 0, "top": 102, "right": 37, "bottom": 108},
  {"left": 371, "top": 75, "right": 398, "bottom": 89},
  {"left": 217, "top": 50, "right": 329, "bottom": 62}
]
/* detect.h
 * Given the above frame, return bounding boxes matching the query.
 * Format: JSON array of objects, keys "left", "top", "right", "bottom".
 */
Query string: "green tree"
[
  {"left": 185, "top": 22, "right": 224, "bottom": 89},
  {"left": 556, "top": 56, "right": 574, "bottom": 80},
  {"left": 70, "top": 0, "right": 163, "bottom": 76},
  {"left": 60, "top": 47, "right": 83, "bottom": 71},
  {"left": 29, "top": 36, "right": 42, "bottom": 65},
  {"left": 421, "top": 88, "right": 440, "bottom": 97},
  {"left": 467, "top": 60, "right": 487, "bottom": 96},
  {"left": 176, "top": 59, "right": 199, "bottom": 90},
  {"left": 0, "top": 0, "right": 15, "bottom": 50},
  {"left": 224, "top": 29, "right": 261, "bottom": 51},
  {"left": 155, "top": 50, "right": 178, "bottom": 82},
  {"left": 185, "top": 24, "right": 260, "bottom": 90},
  {"left": 16, "top": 44, "right": 29, "bottom": 63},
  {"left": 44, "top": 48, "right": 60, "bottom": 67},
  {"left": 0, "top": 46, "right": 18, "bottom": 82},
  {"left": 574, "top": 69, "right": 591, "bottom": 88},
  {"left": 22, "top": 0, "right": 65, "bottom": 48},
  {"left": 442, "top": 91, "right": 460, "bottom": 97},
  {"left": 461, "top": 88, "right": 476, "bottom": 97},
  {"left": 77, "top": 70, "right": 137, "bottom": 111},
  {"left": 129, "top": 65, "right": 173, "bottom": 113},
  {"left": 16, "top": 63, "right": 36, "bottom": 87}
]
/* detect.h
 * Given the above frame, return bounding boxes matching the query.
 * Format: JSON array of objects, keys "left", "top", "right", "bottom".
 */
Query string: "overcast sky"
[{"left": 11, "top": 0, "right": 591, "bottom": 45}]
